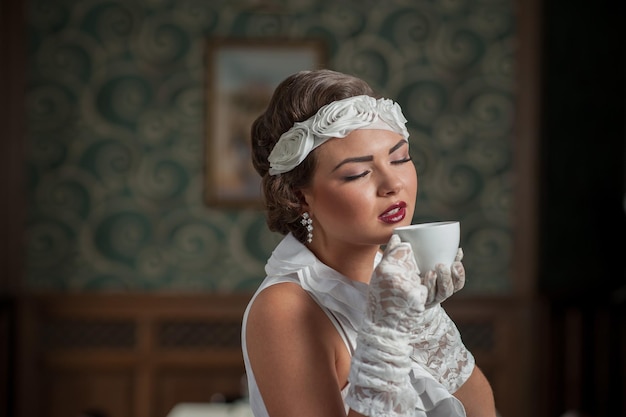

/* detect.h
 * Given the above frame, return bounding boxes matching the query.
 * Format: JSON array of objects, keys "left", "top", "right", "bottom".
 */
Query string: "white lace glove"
[
  {"left": 409, "top": 305, "right": 475, "bottom": 392},
  {"left": 346, "top": 234, "right": 428, "bottom": 417},
  {"left": 409, "top": 249, "right": 474, "bottom": 393},
  {"left": 421, "top": 248, "right": 465, "bottom": 309}
]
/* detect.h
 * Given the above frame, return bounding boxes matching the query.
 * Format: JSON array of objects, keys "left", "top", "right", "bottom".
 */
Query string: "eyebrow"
[{"left": 331, "top": 139, "right": 408, "bottom": 172}]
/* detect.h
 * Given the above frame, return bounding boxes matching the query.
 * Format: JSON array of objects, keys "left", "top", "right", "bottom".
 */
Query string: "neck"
[{"left": 307, "top": 239, "right": 381, "bottom": 284}]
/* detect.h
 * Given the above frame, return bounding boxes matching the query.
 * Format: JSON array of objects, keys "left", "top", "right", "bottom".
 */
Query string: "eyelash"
[
  {"left": 342, "top": 156, "right": 412, "bottom": 182},
  {"left": 392, "top": 156, "right": 412, "bottom": 165}
]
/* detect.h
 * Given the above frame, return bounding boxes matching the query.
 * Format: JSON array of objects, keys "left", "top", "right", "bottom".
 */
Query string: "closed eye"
[
  {"left": 342, "top": 156, "right": 411, "bottom": 181},
  {"left": 392, "top": 156, "right": 412, "bottom": 165},
  {"left": 343, "top": 170, "right": 371, "bottom": 181}
]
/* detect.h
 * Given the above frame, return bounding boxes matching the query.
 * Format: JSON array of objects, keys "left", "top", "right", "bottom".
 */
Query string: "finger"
[
  {"left": 434, "top": 264, "right": 454, "bottom": 303},
  {"left": 387, "top": 233, "right": 401, "bottom": 249},
  {"left": 406, "top": 284, "right": 427, "bottom": 312},
  {"left": 454, "top": 247, "right": 464, "bottom": 262},
  {"left": 383, "top": 235, "right": 411, "bottom": 265},
  {"left": 421, "top": 270, "right": 437, "bottom": 305},
  {"left": 451, "top": 261, "right": 466, "bottom": 292}
]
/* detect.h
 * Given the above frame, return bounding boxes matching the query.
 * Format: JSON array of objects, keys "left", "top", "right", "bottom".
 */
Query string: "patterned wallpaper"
[{"left": 25, "top": 0, "right": 515, "bottom": 293}]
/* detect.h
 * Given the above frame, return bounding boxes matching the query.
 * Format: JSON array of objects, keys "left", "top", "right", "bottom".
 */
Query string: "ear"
[{"left": 294, "top": 188, "right": 311, "bottom": 212}]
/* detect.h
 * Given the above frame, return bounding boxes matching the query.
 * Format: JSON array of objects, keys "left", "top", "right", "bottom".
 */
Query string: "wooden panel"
[
  {"left": 0, "top": 300, "right": 13, "bottom": 415},
  {"left": 17, "top": 293, "right": 252, "bottom": 417},
  {"left": 445, "top": 296, "right": 529, "bottom": 417},
  {"left": 154, "top": 368, "right": 246, "bottom": 417},
  {"left": 43, "top": 370, "right": 133, "bottom": 417},
  {"left": 17, "top": 293, "right": 527, "bottom": 417},
  {"left": 536, "top": 299, "right": 626, "bottom": 417}
]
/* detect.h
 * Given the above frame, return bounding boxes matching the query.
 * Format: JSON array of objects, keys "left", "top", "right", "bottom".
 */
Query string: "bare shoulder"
[
  {"left": 246, "top": 282, "right": 331, "bottom": 349},
  {"left": 246, "top": 282, "right": 348, "bottom": 416},
  {"left": 248, "top": 282, "right": 319, "bottom": 320}
]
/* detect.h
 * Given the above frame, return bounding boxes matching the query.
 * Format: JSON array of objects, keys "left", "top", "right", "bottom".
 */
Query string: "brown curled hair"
[{"left": 250, "top": 69, "right": 376, "bottom": 243}]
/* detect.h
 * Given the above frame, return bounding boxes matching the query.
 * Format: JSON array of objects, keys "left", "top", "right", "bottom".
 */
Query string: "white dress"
[{"left": 241, "top": 233, "right": 471, "bottom": 417}]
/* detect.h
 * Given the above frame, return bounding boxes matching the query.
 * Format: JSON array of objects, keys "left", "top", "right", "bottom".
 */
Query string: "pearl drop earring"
[{"left": 301, "top": 212, "right": 313, "bottom": 243}]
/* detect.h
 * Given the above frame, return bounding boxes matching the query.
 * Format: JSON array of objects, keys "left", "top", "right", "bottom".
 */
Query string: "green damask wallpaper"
[{"left": 25, "top": 0, "right": 515, "bottom": 293}]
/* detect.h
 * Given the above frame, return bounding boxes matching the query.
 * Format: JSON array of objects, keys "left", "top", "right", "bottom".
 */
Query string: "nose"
[{"left": 377, "top": 167, "right": 403, "bottom": 197}]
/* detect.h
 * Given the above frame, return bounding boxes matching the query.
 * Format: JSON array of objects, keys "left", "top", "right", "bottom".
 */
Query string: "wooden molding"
[{"left": 16, "top": 293, "right": 527, "bottom": 417}]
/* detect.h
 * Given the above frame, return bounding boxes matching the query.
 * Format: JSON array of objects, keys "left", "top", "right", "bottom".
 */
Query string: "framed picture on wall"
[{"left": 205, "top": 38, "right": 327, "bottom": 208}]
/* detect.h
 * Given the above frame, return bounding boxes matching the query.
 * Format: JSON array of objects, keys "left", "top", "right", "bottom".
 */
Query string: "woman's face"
[{"left": 300, "top": 129, "right": 418, "bottom": 248}]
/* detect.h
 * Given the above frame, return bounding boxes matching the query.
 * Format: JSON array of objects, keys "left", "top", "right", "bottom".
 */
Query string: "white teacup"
[{"left": 393, "top": 221, "right": 460, "bottom": 272}]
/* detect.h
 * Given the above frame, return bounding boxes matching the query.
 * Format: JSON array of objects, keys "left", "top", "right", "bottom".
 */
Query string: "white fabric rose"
[
  {"left": 267, "top": 95, "right": 410, "bottom": 175},
  {"left": 311, "top": 95, "right": 378, "bottom": 138},
  {"left": 377, "top": 99, "right": 410, "bottom": 139},
  {"left": 267, "top": 122, "right": 313, "bottom": 176}
]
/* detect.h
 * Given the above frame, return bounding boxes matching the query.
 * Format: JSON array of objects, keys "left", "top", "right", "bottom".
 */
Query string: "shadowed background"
[
  {"left": 23, "top": 0, "right": 515, "bottom": 293},
  {"left": 1, "top": 0, "right": 624, "bottom": 416}
]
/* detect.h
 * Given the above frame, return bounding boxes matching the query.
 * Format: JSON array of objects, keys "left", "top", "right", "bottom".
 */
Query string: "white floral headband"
[{"left": 267, "top": 95, "right": 409, "bottom": 175}]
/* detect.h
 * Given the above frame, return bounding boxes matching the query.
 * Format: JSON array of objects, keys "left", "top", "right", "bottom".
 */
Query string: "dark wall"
[
  {"left": 1, "top": 0, "right": 26, "bottom": 415},
  {"left": 539, "top": 2, "right": 625, "bottom": 416},
  {"left": 540, "top": 0, "right": 625, "bottom": 297}
]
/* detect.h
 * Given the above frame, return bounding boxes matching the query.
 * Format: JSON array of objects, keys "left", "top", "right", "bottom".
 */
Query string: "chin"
[{"left": 377, "top": 232, "right": 394, "bottom": 245}]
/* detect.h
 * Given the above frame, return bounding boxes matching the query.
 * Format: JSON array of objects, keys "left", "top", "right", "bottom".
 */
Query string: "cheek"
[
  {"left": 407, "top": 165, "right": 418, "bottom": 195},
  {"left": 313, "top": 186, "right": 368, "bottom": 224},
  {"left": 323, "top": 187, "right": 363, "bottom": 211}
]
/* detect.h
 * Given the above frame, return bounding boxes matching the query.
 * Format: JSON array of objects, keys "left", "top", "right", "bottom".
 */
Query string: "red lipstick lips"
[{"left": 379, "top": 201, "right": 407, "bottom": 224}]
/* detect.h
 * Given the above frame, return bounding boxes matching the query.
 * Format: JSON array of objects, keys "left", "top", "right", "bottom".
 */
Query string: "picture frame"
[{"left": 204, "top": 38, "right": 327, "bottom": 208}]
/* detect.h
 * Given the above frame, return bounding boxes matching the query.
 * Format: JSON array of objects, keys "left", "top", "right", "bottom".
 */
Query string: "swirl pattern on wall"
[{"left": 26, "top": 0, "right": 515, "bottom": 293}]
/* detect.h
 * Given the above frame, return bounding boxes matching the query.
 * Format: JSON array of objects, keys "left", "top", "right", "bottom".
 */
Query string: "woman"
[{"left": 242, "top": 69, "right": 496, "bottom": 417}]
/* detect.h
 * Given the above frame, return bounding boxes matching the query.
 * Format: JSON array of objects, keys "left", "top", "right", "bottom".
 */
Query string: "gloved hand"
[
  {"left": 408, "top": 249, "right": 473, "bottom": 394},
  {"left": 421, "top": 248, "right": 466, "bottom": 309},
  {"left": 409, "top": 304, "right": 475, "bottom": 393},
  {"left": 346, "top": 234, "right": 427, "bottom": 417}
]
